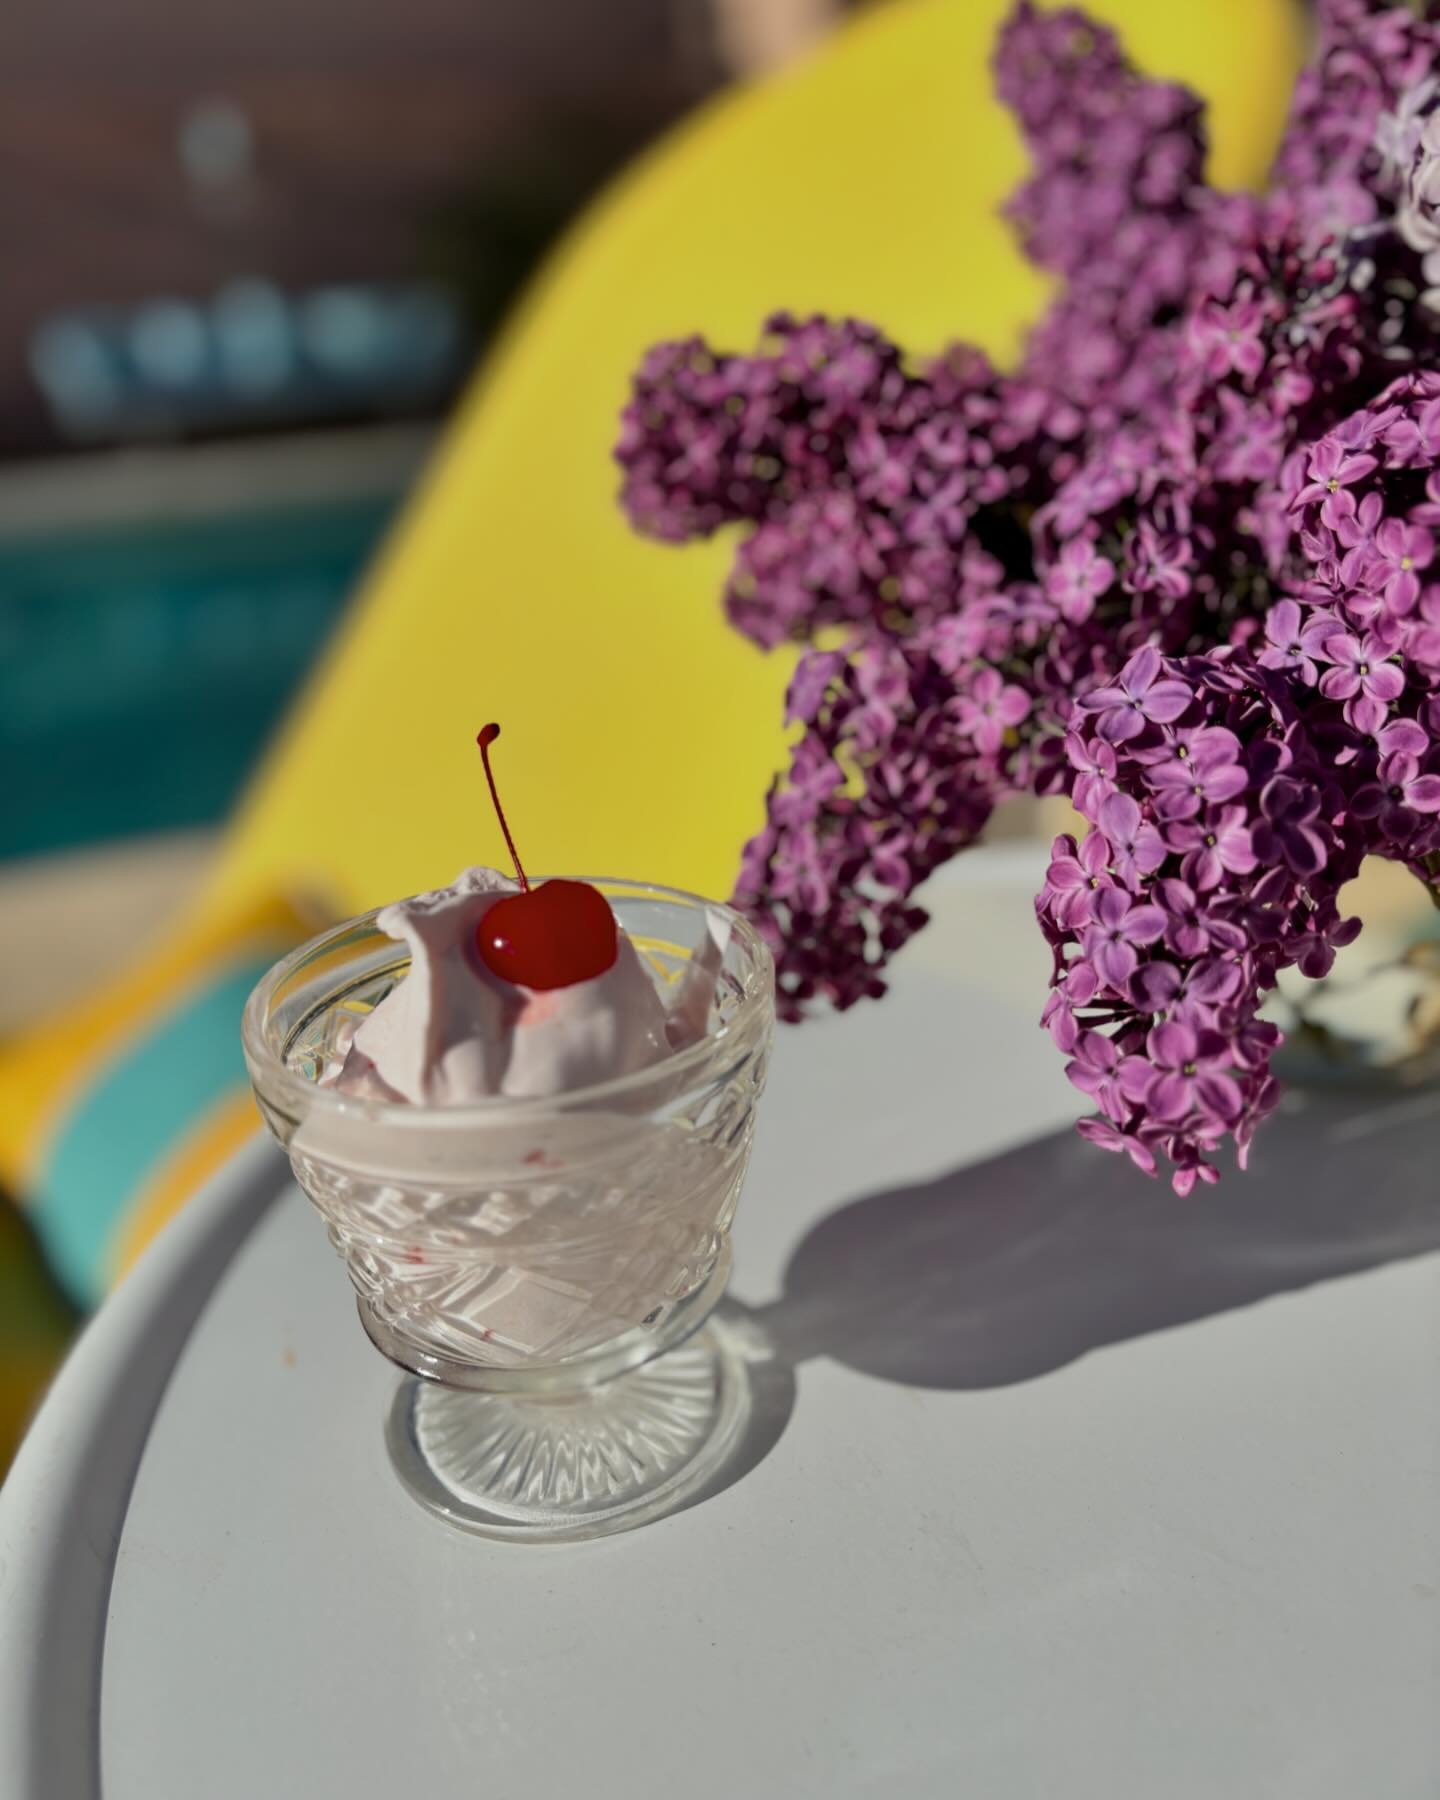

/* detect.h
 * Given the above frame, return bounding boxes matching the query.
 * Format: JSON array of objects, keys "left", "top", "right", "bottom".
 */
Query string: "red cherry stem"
[{"left": 476, "top": 723, "right": 530, "bottom": 893}]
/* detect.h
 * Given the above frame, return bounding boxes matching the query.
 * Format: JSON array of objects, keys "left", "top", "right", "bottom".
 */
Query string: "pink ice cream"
[{"left": 327, "top": 867, "right": 729, "bottom": 1105}]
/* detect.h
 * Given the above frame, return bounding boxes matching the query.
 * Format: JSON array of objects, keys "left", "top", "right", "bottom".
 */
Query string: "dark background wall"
[{"left": 0, "top": 0, "right": 746, "bottom": 456}]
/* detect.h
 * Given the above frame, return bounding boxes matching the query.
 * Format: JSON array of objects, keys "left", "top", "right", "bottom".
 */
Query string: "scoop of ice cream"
[
  {"left": 496, "top": 931, "right": 672, "bottom": 1099},
  {"left": 328, "top": 868, "right": 725, "bottom": 1104},
  {"left": 333, "top": 867, "right": 518, "bottom": 1104}
]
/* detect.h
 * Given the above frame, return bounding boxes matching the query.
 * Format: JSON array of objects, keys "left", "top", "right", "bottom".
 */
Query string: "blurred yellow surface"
[{"left": 209, "top": 0, "right": 1304, "bottom": 921}]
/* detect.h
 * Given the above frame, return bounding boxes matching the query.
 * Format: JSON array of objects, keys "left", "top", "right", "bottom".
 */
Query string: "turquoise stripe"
[{"left": 34, "top": 955, "right": 274, "bottom": 1308}]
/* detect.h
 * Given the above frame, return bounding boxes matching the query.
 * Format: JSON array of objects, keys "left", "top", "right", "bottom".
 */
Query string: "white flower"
[{"left": 1378, "top": 78, "right": 1438, "bottom": 180}]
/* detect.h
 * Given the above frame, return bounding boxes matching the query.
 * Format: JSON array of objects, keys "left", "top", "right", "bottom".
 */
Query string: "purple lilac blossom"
[{"left": 618, "top": 0, "right": 1440, "bottom": 1191}]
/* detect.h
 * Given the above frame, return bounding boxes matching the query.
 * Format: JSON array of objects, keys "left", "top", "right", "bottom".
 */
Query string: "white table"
[{"left": 3, "top": 849, "right": 1438, "bottom": 1798}]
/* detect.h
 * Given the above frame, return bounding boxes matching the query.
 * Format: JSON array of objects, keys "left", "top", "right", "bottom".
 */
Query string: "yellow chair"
[
  {"left": 208, "top": 0, "right": 1303, "bottom": 922},
  {"left": 0, "top": 0, "right": 1304, "bottom": 1311}
]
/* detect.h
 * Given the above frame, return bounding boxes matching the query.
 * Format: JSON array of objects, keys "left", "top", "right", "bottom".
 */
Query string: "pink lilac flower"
[
  {"left": 1130, "top": 954, "right": 1243, "bottom": 1017},
  {"left": 620, "top": 0, "right": 1440, "bottom": 1193},
  {"left": 1334, "top": 490, "right": 1386, "bottom": 569},
  {"left": 1152, "top": 878, "right": 1245, "bottom": 959},
  {"left": 1081, "top": 646, "right": 1193, "bottom": 743},
  {"left": 1076, "top": 1114, "right": 1157, "bottom": 1175},
  {"left": 1066, "top": 1029, "right": 1143, "bottom": 1120},
  {"left": 1082, "top": 888, "right": 1167, "bottom": 988},
  {"left": 1353, "top": 751, "right": 1440, "bottom": 835},
  {"left": 1189, "top": 292, "right": 1268, "bottom": 384},
  {"left": 1258, "top": 598, "right": 1321, "bottom": 682},
  {"left": 1064, "top": 732, "right": 1119, "bottom": 815},
  {"left": 1381, "top": 390, "right": 1440, "bottom": 464},
  {"left": 1164, "top": 804, "right": 1257, "bottom": 892},
  {"left": 1371, "top": 518, "right": 1433, "bottom": 612},
  {"left": 1253, "top": 775, "right": 1330, "bottom": 877},
  {"left": 1126, "top": 521, "right": 1192, "bottom": 600},
  {"left": 1171, "top": 1159, "right": 1221, "bottom": 1200},
  {"left": 1317, "top": 629, "right": 1406, "bottom": 732},
  {"left": 1044, "top": 830, "right": 1115, "bottom": 930},
  {"left": 1096, "top": 790, "right": 1166, "bottom": 886},
  {"left": 1290, "top": 437, "right": 1379, "bottom": 527},
  {"left": 1145, "top": 728, "right": 1249, "bottom": 818},
  {"left": 952, "top": 667, "right": 1032, "bottom": 753},
  {"left": 1045, "top": 537, "right": 1116, "bottom": 623},
  {"left": 1135, "top": 1022, "right": 1244, "bottom": 1123}
]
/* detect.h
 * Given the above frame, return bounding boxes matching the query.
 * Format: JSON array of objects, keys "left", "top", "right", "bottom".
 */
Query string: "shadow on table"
[{"left": 686, "top": 1084, "right": 1440, "bottom": 1512}]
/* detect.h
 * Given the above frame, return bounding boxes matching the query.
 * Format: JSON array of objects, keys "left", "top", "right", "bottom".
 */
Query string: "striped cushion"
[{"left": 0, "top": 893, "right": 316, "bottom": 1308}]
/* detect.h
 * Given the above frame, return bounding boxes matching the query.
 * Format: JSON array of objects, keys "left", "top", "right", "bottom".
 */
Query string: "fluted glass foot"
[{"left": 385, "top": 1317, "right": 751, "bottom": 1541}]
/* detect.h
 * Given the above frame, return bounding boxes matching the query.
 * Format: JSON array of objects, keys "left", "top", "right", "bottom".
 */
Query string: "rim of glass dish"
[{"left": 241, "top": 875, "right": 775, "bottom": 1126}]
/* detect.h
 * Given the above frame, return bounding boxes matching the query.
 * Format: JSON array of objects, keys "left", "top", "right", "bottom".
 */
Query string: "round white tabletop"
[{"left": 3, "top": 849, "right": 1438, "bottom": 1798}]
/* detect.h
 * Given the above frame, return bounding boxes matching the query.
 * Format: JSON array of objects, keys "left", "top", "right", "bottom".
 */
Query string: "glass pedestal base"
[{"left": 384, "top": 1314, "right": 752, "bottom": 1542}]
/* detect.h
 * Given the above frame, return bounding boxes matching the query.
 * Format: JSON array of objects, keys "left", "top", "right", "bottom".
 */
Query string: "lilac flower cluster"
[
  {"left": 1043, "top": 652, "right": 1354, "bottom": 1191},
  {"left": 995, "top": 0, "right": 1213, "bottom": 433},
  {"left": 616, "top": 0, "right": 1440, "bottom": 1190},
  {"left": 734, "top": 633, "right": 1002, "bottom": 1013},
  {"left": 617, "top": 320, "right": 1034, "bottom": 650}
]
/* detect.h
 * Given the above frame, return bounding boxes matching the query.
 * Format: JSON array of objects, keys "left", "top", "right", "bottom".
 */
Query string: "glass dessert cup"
[{"left": 243, "top": 879, "right": 774, "bottom": 1542}]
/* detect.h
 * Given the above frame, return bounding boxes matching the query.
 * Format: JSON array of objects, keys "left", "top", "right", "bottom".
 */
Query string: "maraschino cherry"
[{"left": 473, "top": 723, "right": 618, "bottom": 990}]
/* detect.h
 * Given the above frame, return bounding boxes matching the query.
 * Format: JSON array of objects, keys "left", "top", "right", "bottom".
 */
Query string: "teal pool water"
[{"left": 0, "top": 496, "right": 395, "bottom": 858}]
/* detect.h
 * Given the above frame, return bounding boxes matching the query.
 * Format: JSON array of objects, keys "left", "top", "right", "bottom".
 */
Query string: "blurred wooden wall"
[{"left": 0, "top": 0, "right": 786, "bottom": 455}]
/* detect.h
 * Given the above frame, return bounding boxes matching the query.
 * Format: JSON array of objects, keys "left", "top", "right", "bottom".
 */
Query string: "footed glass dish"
[{"left": 243, "top": 879, "right": 774, "bottom": 1541}]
